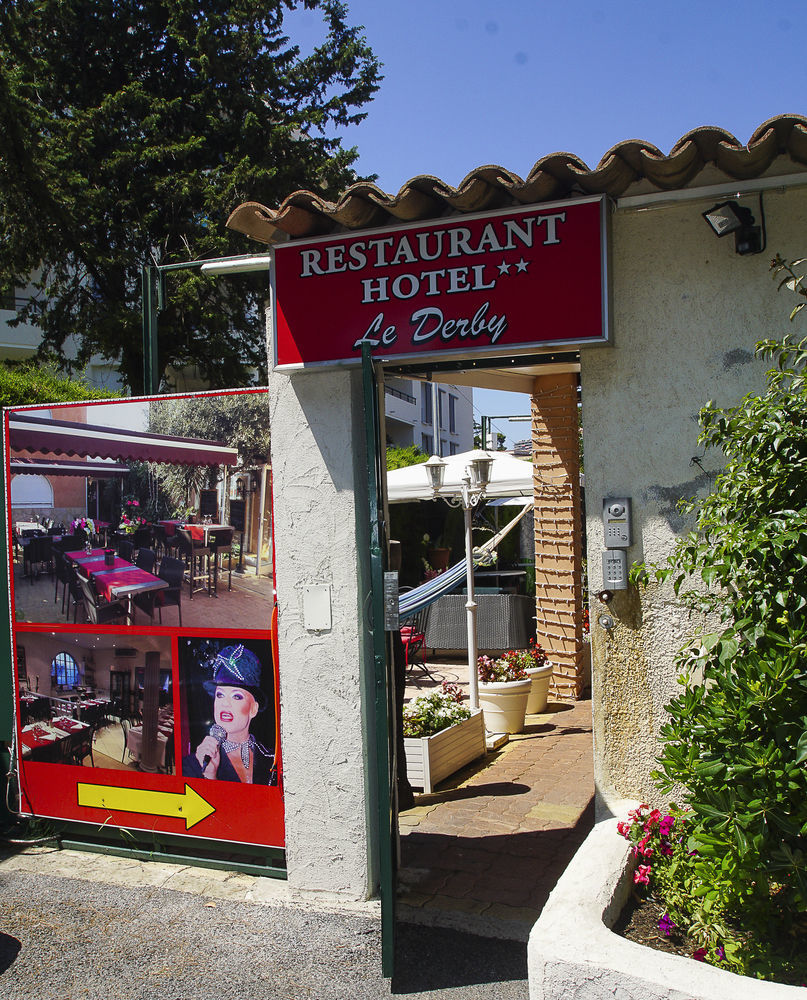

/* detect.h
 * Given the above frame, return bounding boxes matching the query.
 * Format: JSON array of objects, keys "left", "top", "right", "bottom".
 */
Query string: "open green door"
[{"left": 361, "top": 343, "right": 397, "bottom": 978}]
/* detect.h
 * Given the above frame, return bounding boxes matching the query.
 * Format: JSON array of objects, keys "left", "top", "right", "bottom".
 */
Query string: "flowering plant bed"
[
  {"left": 617, "top": 803, "right": 807, "bottom": 985},
  {"left": 403, "top": 686, "right": 485, "bottom": 793}
]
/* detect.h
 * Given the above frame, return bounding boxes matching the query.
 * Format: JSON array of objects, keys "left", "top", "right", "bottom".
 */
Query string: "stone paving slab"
[{"left": 398, "top": 695, "right": 594, "bottom": 942}]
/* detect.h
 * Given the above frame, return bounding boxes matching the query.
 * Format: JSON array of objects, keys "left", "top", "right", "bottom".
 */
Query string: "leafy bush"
[
  {"left": 639, "top": 256, "right": 807, "bottom": 980},
  {"left": 0, "top": 359, "right": 120, "bottom": 407}
]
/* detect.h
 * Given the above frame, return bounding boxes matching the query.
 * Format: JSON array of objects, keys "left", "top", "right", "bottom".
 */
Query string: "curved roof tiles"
[{"left": 227, "top": 114, "right": 807, "bottom": 245}]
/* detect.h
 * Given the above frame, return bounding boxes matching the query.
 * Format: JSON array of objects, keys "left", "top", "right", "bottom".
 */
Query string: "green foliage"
[
  {"left": 648, "top": 256, "right": 807, "bottom": 975},
  {"left": 0, "top": 359, "right": 120, "bottom": 407},
  {"left": 0, "top": 0, "right": 380, "bottom": 391},
  {"left": 386, "top": 444, "right": 428, "bottom": 471},
  {"left": 148, "top": 391, "right": 270, "bottom": 510}
]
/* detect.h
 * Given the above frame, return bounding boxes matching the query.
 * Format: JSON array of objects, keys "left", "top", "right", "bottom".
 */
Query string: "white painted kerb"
[{"left": 528, "top": 813, "right": 804, "bottom": 1000}]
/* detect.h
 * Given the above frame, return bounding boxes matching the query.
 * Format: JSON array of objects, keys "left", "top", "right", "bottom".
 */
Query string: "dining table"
[
  {"left": 19, "top": 722, "right": 70, "bottom": 760},
  {"left": 126, "top": 724, "right": 171, "bottom": 768},
  {"left": 68, "top": 549, "right": 169, "bottom": 623}
]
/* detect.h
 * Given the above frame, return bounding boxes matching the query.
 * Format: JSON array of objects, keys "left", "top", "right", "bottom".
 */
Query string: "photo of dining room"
[
  {"left": 7, "top": 390, "right": 274, "bottom": 632},
  {"left": 16, "top": 630, "right": 175, "bottom": 774}
]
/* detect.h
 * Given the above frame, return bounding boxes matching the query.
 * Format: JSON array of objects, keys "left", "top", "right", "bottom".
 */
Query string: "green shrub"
[
  {"left": 0, "top": 360, "right": 120, "bottom": 407},
  {"left": 644, "top": 256, "right": 807, "bottom": 980}
]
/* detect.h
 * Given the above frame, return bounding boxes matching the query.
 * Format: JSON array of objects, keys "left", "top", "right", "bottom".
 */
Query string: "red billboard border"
[{"left": 4, "top": 390, "right": 284, "bottom": 852}]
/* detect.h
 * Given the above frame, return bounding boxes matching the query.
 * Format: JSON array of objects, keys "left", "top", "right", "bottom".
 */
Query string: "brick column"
[{"left": 531, "top": 373, "right": 585, "bottom": 700}]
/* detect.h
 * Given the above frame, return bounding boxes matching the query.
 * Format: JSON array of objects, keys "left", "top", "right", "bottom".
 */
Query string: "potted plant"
[
  {"left": 402, "top": 682, "right": 485, "bottom": 793},
  {"left": 421, "top": 532, "right": 451, "bottom": 575},
  {"left": 477, "top": 654, "right": 531, "bottom": 734},
  {"left": 509, "top": 640, "right": 554, "bottom": 714}
]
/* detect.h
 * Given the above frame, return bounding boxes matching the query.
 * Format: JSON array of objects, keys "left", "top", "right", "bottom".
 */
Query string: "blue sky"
[{"left": 289, "top": 1, "right": 805, "bottom": 445}]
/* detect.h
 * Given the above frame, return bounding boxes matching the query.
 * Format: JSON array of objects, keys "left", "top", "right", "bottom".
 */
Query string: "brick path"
[{"left": 398, "top": 686, "right": 594, "bottom": 942}]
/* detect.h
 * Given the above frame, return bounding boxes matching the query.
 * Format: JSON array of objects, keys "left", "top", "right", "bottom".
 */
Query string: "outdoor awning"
[
  {"left": 8, "top": 412, "right": 239, "bottom": 467},
  {"left": 386, "top": 449, "right": 535, "bottom": 503},
  {"left": 10, "top": 457, "right": 130, "bottom": 478}
]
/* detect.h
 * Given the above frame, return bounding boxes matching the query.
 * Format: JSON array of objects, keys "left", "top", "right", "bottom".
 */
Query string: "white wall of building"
[
  {"left": 581, "top": 176, "right": 807, "bottom": 813},
  {"left": 384, "top": 376, "right": 474, "bottom": 455}
]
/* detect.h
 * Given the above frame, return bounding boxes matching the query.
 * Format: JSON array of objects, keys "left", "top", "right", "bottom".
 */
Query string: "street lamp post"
[{"left": 424, "top": 451, "right": 493, "bottom": 709}]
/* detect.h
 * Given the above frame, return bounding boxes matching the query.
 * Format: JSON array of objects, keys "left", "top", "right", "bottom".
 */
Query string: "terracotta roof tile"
[{"left": 227, "top": 114, "right": 807, "bottom": 244}]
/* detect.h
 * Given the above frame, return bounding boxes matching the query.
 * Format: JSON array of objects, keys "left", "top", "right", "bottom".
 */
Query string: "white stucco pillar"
[{"left": 268, "top": 364, "right": 378, "bottom": 899}]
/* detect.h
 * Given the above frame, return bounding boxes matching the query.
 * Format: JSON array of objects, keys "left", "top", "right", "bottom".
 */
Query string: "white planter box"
[
  {"left": 404, "top": 708, "right": 486, "bottom": 793},
  {"left": 528, "top": 807, "right": 803, "bottom": 1000}
]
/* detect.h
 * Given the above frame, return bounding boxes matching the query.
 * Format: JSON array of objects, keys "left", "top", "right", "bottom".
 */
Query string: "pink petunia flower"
[
  {"left": 633, "top": 864, "right": 651, "bottom": 885},
  {"left": 693, "top": 948, "right": 707, "bottom": 962}
]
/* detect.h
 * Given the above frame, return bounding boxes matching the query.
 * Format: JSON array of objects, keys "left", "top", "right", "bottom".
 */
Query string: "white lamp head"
[
  {"left": 468, "top": 450, "right": 494, "bottom": 489},
  {"left": 424, "top": 454, "right": 447, "bottom": 493}
]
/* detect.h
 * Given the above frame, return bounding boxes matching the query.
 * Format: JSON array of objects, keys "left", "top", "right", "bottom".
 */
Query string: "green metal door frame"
[{"left": 361, "top": 343, "right": 397, "bottom": 978}]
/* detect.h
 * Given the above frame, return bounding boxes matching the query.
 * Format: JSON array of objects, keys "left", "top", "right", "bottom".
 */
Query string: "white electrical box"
[
  {"left": 603, "top": 497, "right": 632, "bottom": 548},
  {"left": 602, "top": 549, "right": 628, "bottom": 590},
  {"left": 302, "top": 584, "right": 332, "bottom": 631}
]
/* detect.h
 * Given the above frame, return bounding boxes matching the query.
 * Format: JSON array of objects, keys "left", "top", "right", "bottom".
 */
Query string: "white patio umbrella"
[{"left": 386, "top": 449, "right": 533, "bottom": 503}]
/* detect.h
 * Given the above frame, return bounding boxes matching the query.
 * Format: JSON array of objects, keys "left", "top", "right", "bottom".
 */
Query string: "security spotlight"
[{"left": 702, "top": 200, "right": 762, "bottom": 256}]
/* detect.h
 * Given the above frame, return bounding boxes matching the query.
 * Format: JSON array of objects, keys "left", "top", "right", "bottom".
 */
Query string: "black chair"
[
  {"left": 117, "top": 538, "right": 134, "bottom": 562},
  {"left": 23, "top": 534, "right": 52, "bottom": 581},
  {"left": 135, "top": 547, "right": 157, "bottom": 574},
  {"left": 70, "top": 724, "right": 95, "bottom": 766},
  {"left": 176, "top": 528, "right": 211, "bottom": 598},
  {"left": 133, "top": 525, "right": 152, "bottom": 555},
  {"left": 54, "top": 534, "right": 82, "bottom": 554},
  {"left": 53, "top": 550, "right": 72, "bottom": 611},
  {"left": 207, "top": 527, "right": 235, "bottom": 594},
  {"left": 134, "top": 556, "right": 183, "bottom": 625},
  {"left": 78, "top": 575, "right": 130, "bottom": 626}
]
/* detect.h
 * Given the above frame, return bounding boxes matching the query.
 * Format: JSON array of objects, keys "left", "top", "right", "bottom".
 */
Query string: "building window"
[
  {"left": 421, "top": 387, "right": 433, "bottom": 426},
  {"left": 421, "top": 433, "right": 433, "bottom": 454},
  {"left": 10, "top": 474, "right": 53, "bottom": 509},
  {"left": 438, "top": 390, "right": 446, "bottom": 430},
  {"left": 51, "top": 651, "right": 80, "bottom": 687},
  {"left": 449, "top": 442, "right": 459, "bottom": 455},
  {"left": 449, "top": 394, "right": 457, "bottom": 433}
]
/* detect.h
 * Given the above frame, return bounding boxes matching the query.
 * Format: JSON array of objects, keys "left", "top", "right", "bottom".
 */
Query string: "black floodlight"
[{"left": 702, "top": 200, "right": 762, "bottom": 255}]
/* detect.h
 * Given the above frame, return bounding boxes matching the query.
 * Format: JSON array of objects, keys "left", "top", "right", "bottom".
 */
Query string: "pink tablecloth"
[
  {"left": 95, "top": 567, "right": 163, "bottom": 602},
  {"left": 51, "top": 717, "right": 89, "bottom": 734},
  {"left": 158, "top": 520, "right": 182, "bottom": 537},
  {"left": 78, "top": 556, "right": 131, "bottom": 575},
  {"left": 66, "top": 548, "right": 107, "bottom": 561}
]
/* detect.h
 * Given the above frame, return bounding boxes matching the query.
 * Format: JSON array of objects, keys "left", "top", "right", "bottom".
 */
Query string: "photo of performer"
[{"left": 181, "top": 641, "right": 277, "bottom": 785}]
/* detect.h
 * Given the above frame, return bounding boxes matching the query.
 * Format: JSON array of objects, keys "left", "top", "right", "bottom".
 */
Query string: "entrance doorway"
[{"left": 377, "top": 355, "right": 594, "bottom": 941}]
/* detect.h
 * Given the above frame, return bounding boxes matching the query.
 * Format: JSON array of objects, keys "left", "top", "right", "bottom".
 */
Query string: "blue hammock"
[{"left": 398, "top": 501, "right": 530, "bottom": 619}]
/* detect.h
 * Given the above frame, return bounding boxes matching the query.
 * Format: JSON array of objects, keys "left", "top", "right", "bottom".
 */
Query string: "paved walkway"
[{"left": 398, "top": 662, "right": 594, "bottom": 942}]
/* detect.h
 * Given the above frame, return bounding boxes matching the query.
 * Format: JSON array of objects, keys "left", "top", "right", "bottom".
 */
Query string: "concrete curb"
[{"left": 527, "top": 813, "right": 804, "bottom": 1000}]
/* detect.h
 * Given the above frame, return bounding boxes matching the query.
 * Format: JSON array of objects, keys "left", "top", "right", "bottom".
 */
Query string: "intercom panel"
[
  {"left": 602, "top": 549, "right": 628, "bottom": 590},
  {"left": 603, "top": 497, "right": 632, "bottom": 548}
]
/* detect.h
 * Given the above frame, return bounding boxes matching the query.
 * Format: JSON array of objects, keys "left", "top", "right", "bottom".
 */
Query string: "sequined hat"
[{"left": 203, "top": 644, "right": 267, "bottom": 711}]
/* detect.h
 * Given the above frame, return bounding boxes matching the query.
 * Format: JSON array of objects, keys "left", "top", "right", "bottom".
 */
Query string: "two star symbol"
[{"left": 497, "top": 258, "right": 529, "bottom": 276}]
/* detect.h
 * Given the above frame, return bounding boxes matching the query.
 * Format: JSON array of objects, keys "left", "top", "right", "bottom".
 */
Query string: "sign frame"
[{"left": 271, "top": 193, "right": 610, "bottom": 371}]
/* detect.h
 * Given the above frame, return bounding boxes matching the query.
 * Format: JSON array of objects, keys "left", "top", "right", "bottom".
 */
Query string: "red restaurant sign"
[{"left": 272, "top": 195, "right": 608, "bottom": 369}]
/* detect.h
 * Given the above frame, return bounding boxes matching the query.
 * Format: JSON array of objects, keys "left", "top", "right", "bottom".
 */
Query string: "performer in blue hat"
[{"left": 183, "top": 644, "right": 276, "bottom": 785}]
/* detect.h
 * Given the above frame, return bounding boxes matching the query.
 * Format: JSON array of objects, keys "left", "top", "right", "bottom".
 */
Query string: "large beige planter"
[
  {"left": 479, "top": 677, "right": 531, "bottom": 734},
  {"left": 404, "top": 708, "right": 486, "bottom": 793},
  {"left": 526, "top": 663, "right": 553, "bottom": 714}
]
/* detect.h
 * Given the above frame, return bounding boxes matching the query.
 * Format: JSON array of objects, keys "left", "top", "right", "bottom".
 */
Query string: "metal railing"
[{"left": 384, "top": 384, "right": 416, "bottom": 404}]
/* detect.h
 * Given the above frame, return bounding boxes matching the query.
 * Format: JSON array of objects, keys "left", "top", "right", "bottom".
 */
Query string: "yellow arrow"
[{"left": 77, "top": 782, "right": 216, "bottom": 830}]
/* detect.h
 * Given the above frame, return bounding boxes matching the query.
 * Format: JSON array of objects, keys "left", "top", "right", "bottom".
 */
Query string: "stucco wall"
[
  {"left": 580, "top": 181, "right": 807, "bottom": 812},
  {"left": 268, "top": 365, "right": 376, "bottom": 899}
]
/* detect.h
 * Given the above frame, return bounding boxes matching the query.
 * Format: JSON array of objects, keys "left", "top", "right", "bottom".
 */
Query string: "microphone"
[{"left": 202, "top": 723, "right": 227, "bottom": 770}]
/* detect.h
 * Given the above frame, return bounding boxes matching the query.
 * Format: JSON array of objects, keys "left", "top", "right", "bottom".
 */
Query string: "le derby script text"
[{"left": 294, "top": 211, "right": 568, "bottom": 353}]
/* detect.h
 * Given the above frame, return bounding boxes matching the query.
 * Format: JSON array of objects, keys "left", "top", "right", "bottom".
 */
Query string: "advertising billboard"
[
  {"left": 4, "top": 389, "right": 283, "bottom": 850},
  {"left": 272, "top": 195, "right": 608, "bottom": 369}
]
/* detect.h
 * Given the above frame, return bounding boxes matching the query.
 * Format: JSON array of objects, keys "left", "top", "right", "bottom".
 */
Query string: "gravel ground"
[{"left": 0, "top": 868, "right": 528, "bottom": 1000}]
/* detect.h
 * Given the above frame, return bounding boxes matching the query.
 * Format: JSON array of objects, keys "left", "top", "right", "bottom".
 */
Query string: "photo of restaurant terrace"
[{"left": 7, "top": 390, "right": 274, "bottom": 631}]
